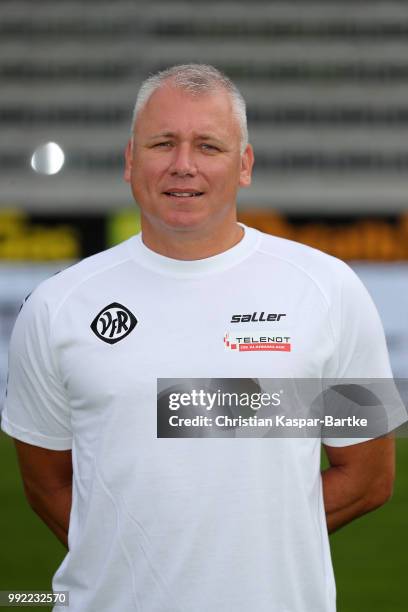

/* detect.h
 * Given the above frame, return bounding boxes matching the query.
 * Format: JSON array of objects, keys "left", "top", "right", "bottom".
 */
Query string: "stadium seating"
[{"left": 2, "top": 0, "right": 408, "bottom": 211}]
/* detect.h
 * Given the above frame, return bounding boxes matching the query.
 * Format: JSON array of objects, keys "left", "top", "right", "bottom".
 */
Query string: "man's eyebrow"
[
  {"left": 147, "top": 132, "right": 225, "bottom": 143},
  {"left": 196, "top": 134, "right": 225, "bottom": 144},
  {"left": 147, "top": 131, "right": 176, "bottom": 141}
]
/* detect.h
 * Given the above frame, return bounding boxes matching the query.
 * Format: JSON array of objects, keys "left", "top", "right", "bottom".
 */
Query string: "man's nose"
[{"left": 169, "top": 144, "right": 197, "bottom": 177}]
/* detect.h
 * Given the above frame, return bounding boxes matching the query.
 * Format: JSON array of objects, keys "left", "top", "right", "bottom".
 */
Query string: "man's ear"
[
  {"left": 124, "top": 139, "right": 133, "bottom": 183},
  {"left": 239, "top": 144, "right": 254, "bottom": 188}
]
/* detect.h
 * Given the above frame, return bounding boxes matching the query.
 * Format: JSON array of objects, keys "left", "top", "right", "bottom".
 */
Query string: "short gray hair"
[{"left": 131, "top": 64, "right": 248, "bottom": 154}]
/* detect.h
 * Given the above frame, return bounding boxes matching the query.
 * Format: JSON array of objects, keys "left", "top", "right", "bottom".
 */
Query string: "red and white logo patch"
[{"left": 224, "top": 331, "right": 291, "bottom": 352}]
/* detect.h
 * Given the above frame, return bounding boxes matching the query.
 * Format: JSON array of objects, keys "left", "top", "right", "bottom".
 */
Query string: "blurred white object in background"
[{"left": 30, "top": 142, "right": 65, "bottom": 175}]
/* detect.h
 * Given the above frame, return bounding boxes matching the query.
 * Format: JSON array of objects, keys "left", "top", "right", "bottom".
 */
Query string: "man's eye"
[
  {"left": 154, "top": 142, "right": 172, "bottom": 148},
  {"left": 200, "top": 143, "right": 218, "bottom": 151}
]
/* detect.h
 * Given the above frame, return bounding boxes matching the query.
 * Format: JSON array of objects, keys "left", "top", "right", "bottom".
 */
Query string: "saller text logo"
[
  {"left": 91, "top": 302, "right": 137, "bottom": 344},
  {"left": 231, "top": 312, "right": 286, "bottom": 323}
]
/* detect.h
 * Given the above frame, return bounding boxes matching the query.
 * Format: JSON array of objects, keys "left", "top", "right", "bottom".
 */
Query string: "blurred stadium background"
[{"left": 0, "top": 0, "right": 407, "bottom": 610}]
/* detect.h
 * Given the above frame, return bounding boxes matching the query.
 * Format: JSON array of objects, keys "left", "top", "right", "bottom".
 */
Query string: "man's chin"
[
  {"left": 141, "top": 204, "right": 234, "bottom": 236},
  {"left": 160, "top": 211, "right": 210, "bottom": 232}
]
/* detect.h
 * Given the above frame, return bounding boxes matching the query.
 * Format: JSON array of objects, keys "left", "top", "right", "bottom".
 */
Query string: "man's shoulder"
[
  {"left": 25, "top": 238, "right": 134, "bottom": 310},
  {"left": 254, "top": 228, "right": 351, "bottom": 279},
  {"left": 249, "top": 227, "right": 365, "bottom": 309}
]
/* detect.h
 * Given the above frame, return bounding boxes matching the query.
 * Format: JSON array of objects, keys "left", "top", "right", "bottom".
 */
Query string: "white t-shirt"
[{"left": 1, "top": 226, "right": 400, "bottom": 612}]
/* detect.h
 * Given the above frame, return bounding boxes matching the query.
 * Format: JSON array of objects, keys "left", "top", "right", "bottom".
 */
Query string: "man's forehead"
[{"left": 135, "top": 84, "right": 237, "bottom": 136}]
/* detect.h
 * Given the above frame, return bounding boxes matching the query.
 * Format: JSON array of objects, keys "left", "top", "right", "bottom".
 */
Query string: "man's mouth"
[{"left": 163, "top": 191, "right": 204, "bottom": 198}]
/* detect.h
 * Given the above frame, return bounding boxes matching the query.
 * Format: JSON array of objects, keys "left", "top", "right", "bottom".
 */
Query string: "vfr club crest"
[{"left": 90, "top": 302, "right": 137, "bottom": 344}]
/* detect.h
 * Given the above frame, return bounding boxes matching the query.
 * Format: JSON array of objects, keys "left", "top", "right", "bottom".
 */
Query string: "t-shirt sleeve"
[
  {"left": 322, "top": 262, "right": 407, "bottom": 447},
  {"left": 1, "top": 288, "right": 73, "bottom": 450}
]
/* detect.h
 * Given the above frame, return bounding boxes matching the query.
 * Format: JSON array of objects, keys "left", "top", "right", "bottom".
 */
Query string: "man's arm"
[
  {"left": 322, "top": 435, "right": 395, "bottom": 533},
  {"left": 13, "top": 439, "right": 72, "bottom": 548}
]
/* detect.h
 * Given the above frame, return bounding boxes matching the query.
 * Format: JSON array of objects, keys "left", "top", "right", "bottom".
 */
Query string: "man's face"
[{"left": 124, "top": 83, "right": 253, "bottom": 235}]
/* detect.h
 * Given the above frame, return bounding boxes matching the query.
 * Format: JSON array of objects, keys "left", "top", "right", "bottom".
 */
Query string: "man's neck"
[{"left": 140, "top": 221, "right": 244, "bottom": 261}]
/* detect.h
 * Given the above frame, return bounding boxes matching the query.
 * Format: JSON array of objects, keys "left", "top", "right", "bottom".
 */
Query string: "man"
[{"left": 1, "top": 64, "right": 402, "bottom": 611}]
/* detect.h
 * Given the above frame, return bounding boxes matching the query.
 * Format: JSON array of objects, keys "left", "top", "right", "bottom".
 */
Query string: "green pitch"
[
  {"left": 329, "top": 439, "right": 408, "bottom": 612},
  {"left": 0, "top": 432, "right": 406, "bottom": 611},
  {"left": 0, "top": 433, "right": 66, "bottom": 611}
]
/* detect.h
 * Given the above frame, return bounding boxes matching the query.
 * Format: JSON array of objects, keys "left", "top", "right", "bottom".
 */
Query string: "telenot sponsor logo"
[{"left": 224, "top": 331, "right": 292, "bottom": 352}]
